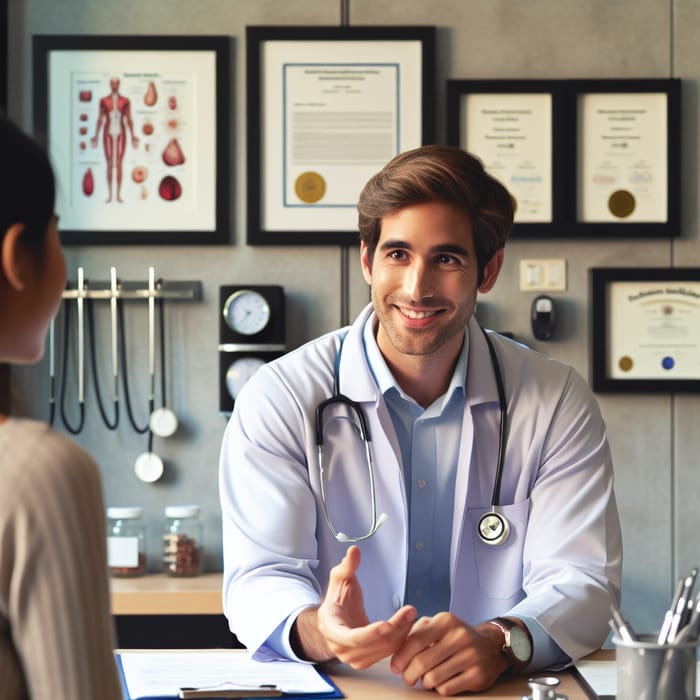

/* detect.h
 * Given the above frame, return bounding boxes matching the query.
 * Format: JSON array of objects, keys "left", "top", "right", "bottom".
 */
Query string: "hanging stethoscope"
[
  {"left": 59, "top": 268, "right": 86, "bottom": 434},
  {"left": 87, "top": 267, "right": 120, "bottom": 430},
  {"left": 315, "top": 327, "right": 511, "bottom": 547}
]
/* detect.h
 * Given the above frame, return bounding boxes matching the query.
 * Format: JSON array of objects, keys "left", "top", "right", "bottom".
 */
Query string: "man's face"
[
  {"left": 110, "top": 78, "right": 120, "bottom": 91},
  {"left": 360, "top": 200, "right": 501, "bottom": 367}
]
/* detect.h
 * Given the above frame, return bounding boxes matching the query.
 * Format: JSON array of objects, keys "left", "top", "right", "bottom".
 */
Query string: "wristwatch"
[{"left": 488, "top": 617, "right": 533, "bottom": 673}]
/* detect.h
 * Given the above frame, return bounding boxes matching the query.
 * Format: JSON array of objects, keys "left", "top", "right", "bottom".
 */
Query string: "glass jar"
[
  {"left": 107, "top": 506, "right": 146, "bottom": 577},
  {"left": 162, "top": 505, "right": 204, "bottom": 576}
]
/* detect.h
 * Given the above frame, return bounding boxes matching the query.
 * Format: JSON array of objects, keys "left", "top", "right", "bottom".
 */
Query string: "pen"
[
  {"left": 667, "top": 567, "right": 698, "bottom": 643},
  {"left": 658, "top": 575, "right": 685, "bottom": 644},
  {"left": 609, "top": 606, "right": 637, "bottom": 642}
]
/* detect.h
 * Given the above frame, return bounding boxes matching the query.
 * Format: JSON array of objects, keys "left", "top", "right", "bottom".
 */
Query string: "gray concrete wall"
[{"left": 6, "top": 0, "right": 699, "bottom": 637}]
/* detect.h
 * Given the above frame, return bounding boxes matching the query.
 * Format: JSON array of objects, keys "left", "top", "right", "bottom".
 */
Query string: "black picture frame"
[
  {"left": 0, "top": 0, "right": 7, "bottom": 116},
  {"left": 33, "top": 35, "right": 230, "bottom": 245},
  {"left": 446, "top": 79, "right": 567, "bottom": 238},
  {"left": 568, "top": 79, "right": 681, "bottom": 238},
  {"left": 246, "top": 25, "right": 436, "bottom": 246},
  {"left": 590, "top": 267, "right": 700, "bottom": 393}
]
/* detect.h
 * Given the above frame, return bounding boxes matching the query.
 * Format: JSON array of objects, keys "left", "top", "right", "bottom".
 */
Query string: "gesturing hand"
[{"left": 293, "top": 546, "right": 417, "bottom": 668}]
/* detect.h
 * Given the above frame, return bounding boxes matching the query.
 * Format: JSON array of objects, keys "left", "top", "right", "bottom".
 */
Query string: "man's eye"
[
  {"left": 437, "top": 254, "right": 457, "bottom": 264},
  {"left": 389, "top": 250, "right": 406, "bottom": 260}
]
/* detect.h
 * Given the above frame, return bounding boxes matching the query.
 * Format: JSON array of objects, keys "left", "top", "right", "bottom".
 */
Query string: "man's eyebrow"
[{"left": 378, "top": 239, "right": 471, "bottom": 258}]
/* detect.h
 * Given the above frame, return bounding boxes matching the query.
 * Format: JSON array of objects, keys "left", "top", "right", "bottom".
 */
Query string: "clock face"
[
  {"left": 225, "top": 356, "right": 266, "bottom": 399},
  {"left": 223, "top": 289, "right": 271, "bottom": 336}
]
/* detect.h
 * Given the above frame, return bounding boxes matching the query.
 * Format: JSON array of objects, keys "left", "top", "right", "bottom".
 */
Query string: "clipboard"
[
  {"left": 179, "top": 684, "right": 282, "bottom": 698},
  {"left": 116, "top": 652, "right": 343, "bottom": 700}
]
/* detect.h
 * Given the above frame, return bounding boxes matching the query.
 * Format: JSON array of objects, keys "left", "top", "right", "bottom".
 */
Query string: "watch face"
[
  {"left": 225, "top": 357, "right": 266, "bottom": 399},
  {"left": 223, "top": 290, "right": 271, "bottom": 336},
  {"left": 508, "top": 626, "right": 532, "bottom": 662}
]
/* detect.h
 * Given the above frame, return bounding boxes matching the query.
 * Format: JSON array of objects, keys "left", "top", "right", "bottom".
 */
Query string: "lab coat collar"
[
  {"left": 465, "top": 316, "right": 502, "bottom": 408},
  {"left": 337, "top": 304, "right": 380, "bottom": 402},
  {"left": 339, "top": 304, "right": 500, "bottom": 408}
]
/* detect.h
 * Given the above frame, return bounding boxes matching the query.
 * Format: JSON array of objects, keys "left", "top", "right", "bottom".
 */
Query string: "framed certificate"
[
  {"left": 0, "top": 0, "right": 6, "bottom": 115},
  {"left": 572, "top": 79, "right": 681, "bottom": 237},
  {"left": 33, "top": 35, "right": 230, "bottom": 245},
  {"left": 446, "top": 80, "right": 566, "bottom": 237},
  {"left": 247, "top": 25, "right": 435, "bottom": 246},
  {"left": 591, "top": 267, "right": 700, "bottom": 393}
]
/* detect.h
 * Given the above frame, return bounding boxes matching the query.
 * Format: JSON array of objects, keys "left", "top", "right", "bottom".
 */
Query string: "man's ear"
[
  {"left": 1, "top": 223, "right": 29, "bottom": 291},
  {"left": 360, "top": 240, "right": 373, "bottom": 286},
  {"left": 478, "top": 248, "right": 505, "bottom": 293}
]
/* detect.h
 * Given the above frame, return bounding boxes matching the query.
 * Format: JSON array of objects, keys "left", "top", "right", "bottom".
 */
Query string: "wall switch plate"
[{"left": 519, "top": 259, "right": 567, "bottom": 292}]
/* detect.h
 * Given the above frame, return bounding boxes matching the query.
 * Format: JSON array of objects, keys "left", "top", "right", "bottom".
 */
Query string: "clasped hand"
[{"left": 310, "top": 546, "right": 507, "bottom": 695}]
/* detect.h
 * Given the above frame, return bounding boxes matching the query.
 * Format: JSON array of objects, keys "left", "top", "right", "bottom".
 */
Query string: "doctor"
[{"left": 219, "top": 145, "right": 622, "bottom": 695}]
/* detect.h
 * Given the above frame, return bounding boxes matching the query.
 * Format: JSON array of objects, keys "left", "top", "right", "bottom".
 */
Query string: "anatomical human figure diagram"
[
  {"left": 77, "top": 73, "right": 188, "bottom": 206},
  {"left": 90, "top": 77, "right": 139, "bottom": 203}
]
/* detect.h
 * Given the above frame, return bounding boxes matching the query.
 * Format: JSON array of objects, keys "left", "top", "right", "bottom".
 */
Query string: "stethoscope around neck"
[{"left": 314, "top": 327, "right": 511, "bottom": 547}]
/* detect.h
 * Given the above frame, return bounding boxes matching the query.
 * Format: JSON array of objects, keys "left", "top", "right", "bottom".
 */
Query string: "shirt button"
[
  {"left": 417, "top": 479, "right": 427, "bottom": 488},
  {"left": 392, "top": 594, "right": 402, "bottom": 610},
  {"left": 415, "top": 588, "right": 423, "bottom": 598},
  {"left": 415, "top": 541, "right": 425, "bottom": 551}
]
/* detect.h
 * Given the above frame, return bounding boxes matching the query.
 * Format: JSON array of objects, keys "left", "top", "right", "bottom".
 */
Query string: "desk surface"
[
  {"left": 329, "top": 657, "right": 595, "bottom": 699},
  {"left": 118, "top": 649, "right": 610, "bottom": 699},
  {"left": 110, "top": 573, "right": 223, "bottom": 615}
]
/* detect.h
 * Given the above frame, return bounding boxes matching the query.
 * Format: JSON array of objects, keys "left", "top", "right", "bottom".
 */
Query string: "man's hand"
[
  {"left": 390, "top": 613, "right": 509, "bottom": 696},
  {"left": 292, "top": 546, "right": 417, "bottom": 668}
]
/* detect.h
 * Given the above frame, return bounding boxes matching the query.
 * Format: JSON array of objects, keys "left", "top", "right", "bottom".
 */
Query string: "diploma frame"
[
  {"left": 247, "top": 25, "right": 436, "bottom": 246},
  {"left": 32, "top": 35, "right": 230, "bottom": 245},
  {"left": 0, "top": 0, "right": 7, "bottom": 115},
  {"left": 446, "top": 79, "right": 566, "bottom": 238},
  {"left": 591, "top": 267, "right": 700, "bottom": 393},
  {"left": 571, "top": 79, "right": 681, "bottom": 238}
]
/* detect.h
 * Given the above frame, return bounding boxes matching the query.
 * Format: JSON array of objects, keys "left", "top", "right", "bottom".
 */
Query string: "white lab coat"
[{"left": 219, "top": 304, "right": 622, "bottom": 664}]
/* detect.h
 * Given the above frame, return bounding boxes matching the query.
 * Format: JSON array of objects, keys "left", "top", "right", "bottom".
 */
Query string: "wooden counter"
[{"left": 110, "top": 572, "right": 223, "bottom": 615}]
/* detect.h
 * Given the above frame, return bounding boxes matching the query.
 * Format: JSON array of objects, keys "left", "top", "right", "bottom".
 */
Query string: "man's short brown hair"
[{"left": 357, "top": 145, "right": 514, "bottom": 284}]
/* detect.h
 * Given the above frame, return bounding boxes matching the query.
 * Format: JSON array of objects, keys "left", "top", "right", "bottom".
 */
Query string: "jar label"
[{"left": 107, "top": 536, "right": 139, "bottom": 567}]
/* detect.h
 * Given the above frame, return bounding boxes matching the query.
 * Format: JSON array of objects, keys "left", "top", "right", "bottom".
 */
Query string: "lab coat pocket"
[{"left": 467, "top": 500, "right": 530, "bottom": 600}]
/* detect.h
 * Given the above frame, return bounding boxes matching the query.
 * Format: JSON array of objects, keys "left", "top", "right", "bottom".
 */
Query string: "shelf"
[{"left": 110, "top": 572, "right": 223, "bottom": 615}]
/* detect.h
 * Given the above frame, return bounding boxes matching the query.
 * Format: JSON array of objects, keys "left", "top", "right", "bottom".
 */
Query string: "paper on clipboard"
[{"left": 117, "top": 650, "right": 337, "bottom": 699}]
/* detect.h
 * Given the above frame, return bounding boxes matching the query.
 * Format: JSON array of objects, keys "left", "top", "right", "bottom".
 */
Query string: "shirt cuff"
[
  {"left": 256, "top": 607, "right": 313, "bottom": 663},
  {"left": 520, "top": 616, "right": 570, "bottom": 672}
]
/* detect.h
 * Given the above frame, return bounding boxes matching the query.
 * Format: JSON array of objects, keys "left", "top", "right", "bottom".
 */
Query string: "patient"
[{"left": 0, "top": 116, "right": 122, "bottom": 698}]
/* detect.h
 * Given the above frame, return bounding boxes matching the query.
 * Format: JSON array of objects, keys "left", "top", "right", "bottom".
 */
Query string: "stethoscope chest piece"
[{"left": 478, "top": 510, "right": 510, "bottom": 546}]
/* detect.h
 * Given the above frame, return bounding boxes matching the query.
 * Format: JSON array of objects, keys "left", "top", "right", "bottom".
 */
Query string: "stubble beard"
[{"left": 371, "top": 288, "right": 474, "bottom": 358}]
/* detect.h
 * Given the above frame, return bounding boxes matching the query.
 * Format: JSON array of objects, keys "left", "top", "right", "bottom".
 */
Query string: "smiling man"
[{"left": 219, "top": 145, "right": 622, "bottom": 695}]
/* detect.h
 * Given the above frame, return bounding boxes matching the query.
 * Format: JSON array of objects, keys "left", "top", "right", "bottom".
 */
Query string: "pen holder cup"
[{"left": 614, "top": 633, "right": 699, "bottom": 700}]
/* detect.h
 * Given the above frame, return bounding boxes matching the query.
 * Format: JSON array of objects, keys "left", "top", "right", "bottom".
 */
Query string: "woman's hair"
[
  {"left": 357, "top": 145, "right": 514, "bottom": 284},
  {"left": 0, "top": 116, "right": 56, "bottom": 251}
]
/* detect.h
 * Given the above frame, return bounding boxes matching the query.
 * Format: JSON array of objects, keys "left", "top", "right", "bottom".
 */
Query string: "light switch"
[{"left": 519, "top": 259, "right": 567, "bottom": 292}]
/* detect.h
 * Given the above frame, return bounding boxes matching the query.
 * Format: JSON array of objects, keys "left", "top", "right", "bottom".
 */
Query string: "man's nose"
[{"left": 403, "top": 260, "right": 434, "bottom": 300}]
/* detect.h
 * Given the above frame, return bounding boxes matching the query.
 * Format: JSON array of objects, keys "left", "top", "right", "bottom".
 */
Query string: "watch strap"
[{"left": 487, "top": 617, "right": 532, "bottom": 674}]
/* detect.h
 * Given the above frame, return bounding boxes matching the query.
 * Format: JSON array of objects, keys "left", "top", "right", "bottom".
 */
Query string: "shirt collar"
[{"left": 362, "top": 312, "right": 468, "bottom": 408}]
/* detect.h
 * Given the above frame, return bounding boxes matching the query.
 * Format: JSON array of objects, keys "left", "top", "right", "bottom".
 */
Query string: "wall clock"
[{"left": 218, "top": 285, "right": 286, "bottom": 414}]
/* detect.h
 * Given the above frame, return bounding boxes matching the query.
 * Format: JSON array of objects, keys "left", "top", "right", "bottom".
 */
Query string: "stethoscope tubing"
[{"left": 317, "top": 326, "right": 511, "bottom": 546}]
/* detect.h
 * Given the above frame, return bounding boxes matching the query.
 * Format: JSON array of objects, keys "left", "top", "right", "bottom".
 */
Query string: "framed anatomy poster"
[
  {"left": 33, "top": 35, "right": 230, "bottom": 245},
  {"left": 246, "top": 25, "right": 435, "bottom": 246}
]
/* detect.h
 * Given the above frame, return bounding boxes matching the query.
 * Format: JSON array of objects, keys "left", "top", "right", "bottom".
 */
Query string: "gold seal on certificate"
[
  {"left": 608, "top": 189, "right": 636, "bottom": 218},
  {"left": 294, "top": 172, "right": 326, "bottom": 204},
  {"left": 618, "top": 356, "right": 634, "bottom": 372}
]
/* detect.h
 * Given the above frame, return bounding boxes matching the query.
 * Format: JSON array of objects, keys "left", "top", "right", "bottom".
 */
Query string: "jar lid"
[
  {"left": 107, "top": 506, "right": 143, "bottom": 519},
  {"left": 165, "top": 504, "right": 200, "bottom": 518}
]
